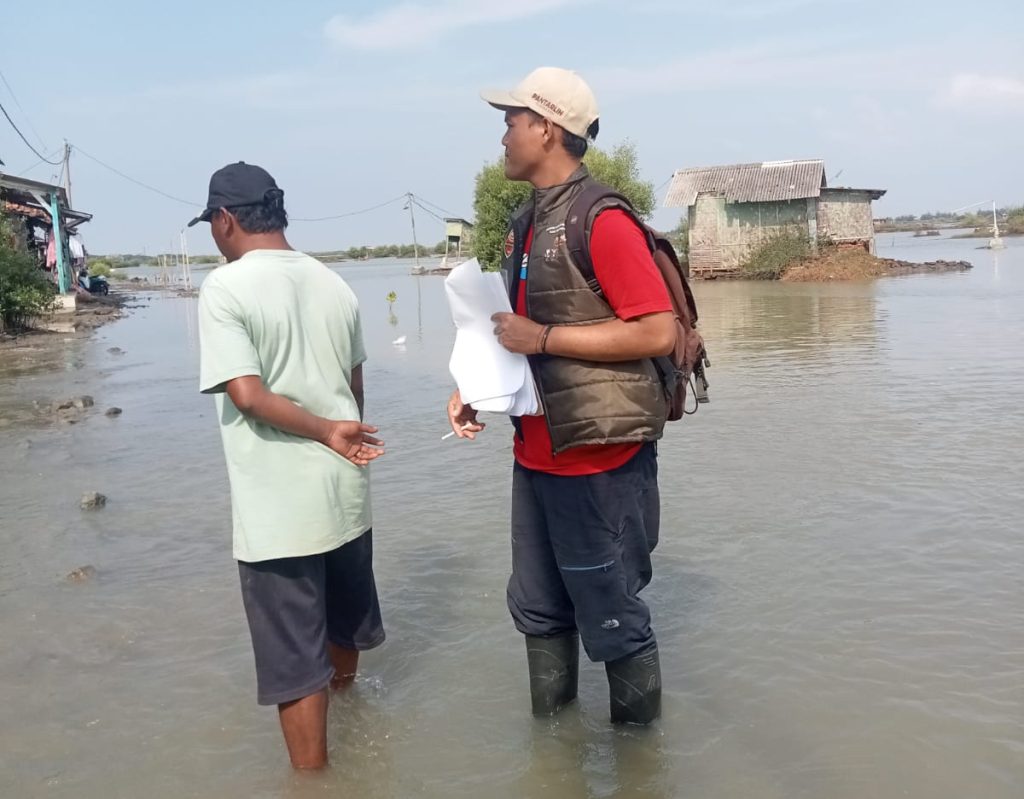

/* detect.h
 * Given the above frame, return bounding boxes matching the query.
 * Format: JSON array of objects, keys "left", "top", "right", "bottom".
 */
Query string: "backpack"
[{"left": 566, "top": 185, "right": 709, "bottom": 420}]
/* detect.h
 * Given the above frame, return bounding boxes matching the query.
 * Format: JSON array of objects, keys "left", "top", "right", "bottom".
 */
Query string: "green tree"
[
  {"left": 1, "top": 217, "right": 57, "bottom": 332},
  {"left": 471, "top": 140, "right": 656, "bottom": 269},
  {"left": 472, "top": 163, "right": 531, "bottom": 271},
  {"left": 670, "top": 215, "right": 689, "bottom": 260},
  {"left": 1006, "top": 206, "right": 1024, "bottom": 234},
  {"left": 88, "top": 258, "right": 114, "bottom": 277},
  {"left": 584, "top": 142, "right": 656, "bottom": 217}
]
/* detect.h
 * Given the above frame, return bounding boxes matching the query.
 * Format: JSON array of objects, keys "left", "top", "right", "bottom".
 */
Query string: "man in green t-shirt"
[{"left": 194, "top": 162, "right": 385, "bottom": 769}]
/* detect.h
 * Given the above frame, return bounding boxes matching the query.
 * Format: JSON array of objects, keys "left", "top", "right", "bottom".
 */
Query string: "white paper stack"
[{"left": 444, "top": 259, "right": 540, "bottom": 416}]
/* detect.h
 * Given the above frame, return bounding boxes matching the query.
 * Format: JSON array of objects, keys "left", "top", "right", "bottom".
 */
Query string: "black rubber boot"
[
  {"left": 525, "top": 633, "right": 580, "bottom": 716},
  {"left": 605, "top": 642, "right": 662, "bottom": 725}
]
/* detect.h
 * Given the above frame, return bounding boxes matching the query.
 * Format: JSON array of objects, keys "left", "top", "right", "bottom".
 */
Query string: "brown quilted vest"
[{"left": 500, "top": 165, "right": 667, "bottom": 454}]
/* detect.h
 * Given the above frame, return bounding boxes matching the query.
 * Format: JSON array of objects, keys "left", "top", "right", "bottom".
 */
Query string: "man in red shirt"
[{"left": 447, "top": 67, "right": 675, "bottom": 725}]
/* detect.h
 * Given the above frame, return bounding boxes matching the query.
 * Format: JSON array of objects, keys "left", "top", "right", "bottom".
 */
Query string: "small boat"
[{"left": 410, "top": 256, "right": 459, "bottom": 276}]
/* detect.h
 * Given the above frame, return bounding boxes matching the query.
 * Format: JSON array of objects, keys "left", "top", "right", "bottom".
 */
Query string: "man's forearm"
[
  {"left": 351, "top": 365, "right": 365, "bottom": 420},
  {"left": 231, "top": 382, "right": 332, "bottom": 443},
  {"left": 543, "top": 314, "right": 675, "bottom": 362}
]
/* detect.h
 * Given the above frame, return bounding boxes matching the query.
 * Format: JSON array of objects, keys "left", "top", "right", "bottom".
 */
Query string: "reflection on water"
[
  {"left": 697, "top": 285, "right": 881, "bottom": 360},
  {"left": 1, "top": 238, "right": 1023, "bottom": 798}
]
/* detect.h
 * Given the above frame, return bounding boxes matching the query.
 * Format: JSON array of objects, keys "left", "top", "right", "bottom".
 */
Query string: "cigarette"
[{"left": 441, "top": 422, "right": 474, "bottom": 441}]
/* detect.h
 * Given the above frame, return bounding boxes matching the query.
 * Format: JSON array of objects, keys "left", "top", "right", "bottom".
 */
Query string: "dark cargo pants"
[{"left": 507, "top": 442, "right": 660, "bottom": 663}]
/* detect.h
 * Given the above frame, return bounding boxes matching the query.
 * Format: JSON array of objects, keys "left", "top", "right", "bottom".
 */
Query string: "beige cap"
[{"left": 481, "top": 67, "right": 599, "bottom": 140}]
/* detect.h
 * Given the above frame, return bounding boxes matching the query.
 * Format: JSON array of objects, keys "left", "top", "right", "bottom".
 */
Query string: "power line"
[
  {"left": 0, "top": 100, "right": 61, "bottom": 165},
  {"left": 74, "top": 145, "right": 201, "bottom": 206},
  {"left": 291, "top": 194, "right": 408, "bottom": 223},
  {"left": 70, "top": 145, "right": 410, "bottom": 222},
  {"left": 0, "top": 68, "right": 48, "bottom": 151},
  {"left": 3, "top": 131, "right": 452, "bottom": 231},
  {"left": 410, "top": 197, "right": 447, "bottom": 225},
  {"left": 12, "top": 149, "right": 64, "bottom": 175},
  {"left": 411, "top": 193, "right": 456, "bottom": 218}
]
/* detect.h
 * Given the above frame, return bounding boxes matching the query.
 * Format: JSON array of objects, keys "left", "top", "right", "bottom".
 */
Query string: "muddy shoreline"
[
  {"left": 0, "top": 282, "right": 173, "bottom": 430},
  {"left": 0, "top": 278, "right": 196, "bottom": 348},
  {"left": 783, "top": 253, "right": 973, "bottom": 282},
  {"left": 0, "top": 291, "right": 126, "bottom": 348}
]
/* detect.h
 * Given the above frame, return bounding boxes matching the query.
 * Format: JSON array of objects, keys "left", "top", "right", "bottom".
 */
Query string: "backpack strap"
[
  {"left": 565, "top": 183, "right": 708, "bottom": 416},
  {"left": 566, "top": 184, "right": 656, "bottom": 298}
]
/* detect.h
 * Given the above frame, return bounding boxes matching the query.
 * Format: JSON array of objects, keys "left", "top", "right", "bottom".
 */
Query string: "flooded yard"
[{"left": 1, "top": 233, "right": 1021, "bottom": 798}]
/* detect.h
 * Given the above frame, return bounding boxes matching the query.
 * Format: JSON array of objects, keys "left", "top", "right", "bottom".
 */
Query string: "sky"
[{"left": 1, "top": 0, "right": 1022, "bottom": 255}]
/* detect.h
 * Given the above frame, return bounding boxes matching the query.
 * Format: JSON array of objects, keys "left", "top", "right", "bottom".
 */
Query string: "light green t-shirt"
[{"left": 197, "top": 249, "right": 370, "bottom": 563}]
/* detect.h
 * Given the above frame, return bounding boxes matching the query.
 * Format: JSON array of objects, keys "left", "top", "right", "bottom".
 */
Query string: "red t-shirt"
[{"left": 513, "top": 209, "right": 672, "bottom": 475}]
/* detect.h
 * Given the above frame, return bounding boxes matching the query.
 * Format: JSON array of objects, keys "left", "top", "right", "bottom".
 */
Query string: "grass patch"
[{"left": 740, "top": 231, "right": 812, "bottom": 280}]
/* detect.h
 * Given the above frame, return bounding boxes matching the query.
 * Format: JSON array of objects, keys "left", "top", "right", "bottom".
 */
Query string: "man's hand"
[
  {"left": 322, "top": 421, "right": 385, "bottom": 467},
  {"left": 224, "top": 375, "right": 384, "bottom": 464},
  {"left": 447, "top": 390, "right": 485, "bottom": 440},
  {"left": 492, "top": 312, "right": 546, "bottom": 355}
]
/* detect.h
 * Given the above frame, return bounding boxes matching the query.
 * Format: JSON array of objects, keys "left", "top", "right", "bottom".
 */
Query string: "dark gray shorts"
[
  {"left": 238, "top": 530, "right": 385, "bottom": 706},
  {"left": 507, "top": 443, "right": 660, "bottom": 663}
]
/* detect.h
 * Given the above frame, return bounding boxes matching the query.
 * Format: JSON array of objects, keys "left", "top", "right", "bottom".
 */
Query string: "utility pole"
[
  {"left": 179, "top": 229, "right": 192, "bottom": 289},
  {"left": 952, "top": 199, "right": 1005, "bottom": 250},
  {"left": 990, "top": 202, "right": 1005, "bottom": 250},
  {"left": 406, "top": 192, "right": 421, "bottom": 271},
  {"left": 62, "top": 141, "right": 72, "bottom": 206}
]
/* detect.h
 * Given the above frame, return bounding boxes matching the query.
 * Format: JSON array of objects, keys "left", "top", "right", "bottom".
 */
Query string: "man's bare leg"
[
  {"left": 329, "top": 644, "right": 359, "bottom": 690},
  {"left": 278, "top": 689, "right": 328, "bottom": 769}
]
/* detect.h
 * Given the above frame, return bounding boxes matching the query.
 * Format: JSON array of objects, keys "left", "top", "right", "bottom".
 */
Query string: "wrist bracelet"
[{"left": 539, "top": 325, "right": 553, "bottom": 354}]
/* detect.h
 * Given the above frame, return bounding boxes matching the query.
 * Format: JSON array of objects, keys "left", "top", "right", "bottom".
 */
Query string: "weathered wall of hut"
[
  {"left": 688, "top": 195, "right": 815, "bottom": 274},
  {"left": 817, "top": 190, "right": 876, "bottom": 251},
  {"left": 688, "top": 194, "right": 726, "bottom": 275}
]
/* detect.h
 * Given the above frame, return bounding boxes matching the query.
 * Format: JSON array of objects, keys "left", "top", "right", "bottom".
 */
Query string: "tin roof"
[
  {"left": 0, "top": 172, "right": 92, "bottom": 226},
  {"left": 664, "top": 159, "right": 826, "bottom": 207},
  {"left": 0, "top": 172, "right": 71, "bottom": 205}
]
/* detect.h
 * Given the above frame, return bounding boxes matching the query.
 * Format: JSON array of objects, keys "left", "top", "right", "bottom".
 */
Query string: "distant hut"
[
  {"left": 665, "top": 159, "right": 885, "bottom": 277},
  {"left": 444, "top": 217, "right": 474, "bottom": 262}
]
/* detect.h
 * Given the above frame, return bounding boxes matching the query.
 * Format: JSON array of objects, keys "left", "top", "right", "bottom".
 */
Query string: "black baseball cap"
[{"left": 187, "top": 162, "right": 282, "bottom": 227}]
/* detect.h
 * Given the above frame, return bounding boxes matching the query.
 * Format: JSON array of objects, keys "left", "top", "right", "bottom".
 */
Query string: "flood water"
[{"left": 1, "top": 232, "right": 1022, "bottom": 798}]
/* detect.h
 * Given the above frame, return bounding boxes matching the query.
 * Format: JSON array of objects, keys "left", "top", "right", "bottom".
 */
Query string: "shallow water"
[{"left": 1, "top": 235, "right": 1022, "bottom": 797}]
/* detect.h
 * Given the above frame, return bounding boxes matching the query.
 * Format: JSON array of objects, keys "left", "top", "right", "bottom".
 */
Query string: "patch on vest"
[
  {"left": 504, "top": 230, "right": 515, "bottom": 258},
  {"left": 545, "top": 225, "right": 567, "bottom": 262}
]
